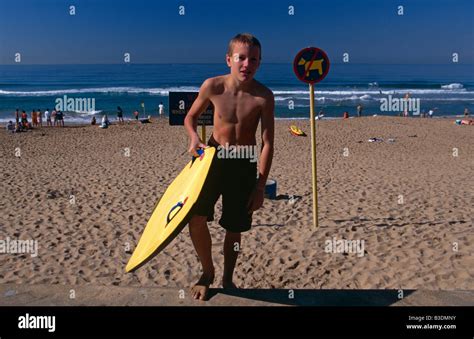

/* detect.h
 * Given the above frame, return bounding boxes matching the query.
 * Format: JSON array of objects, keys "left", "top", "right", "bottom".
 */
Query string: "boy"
[{"left": 184, "top": 33, "right": 274, "bottom": 301}]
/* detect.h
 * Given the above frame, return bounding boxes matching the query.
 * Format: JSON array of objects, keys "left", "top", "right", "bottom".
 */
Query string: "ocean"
[{"left": 0, "top": 63, "right": 473, "bottom": 123}]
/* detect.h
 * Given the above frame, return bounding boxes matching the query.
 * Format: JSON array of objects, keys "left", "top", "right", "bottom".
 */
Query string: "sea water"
[{"left": 0, "top": 63, "right": 473, "bottom": 123}]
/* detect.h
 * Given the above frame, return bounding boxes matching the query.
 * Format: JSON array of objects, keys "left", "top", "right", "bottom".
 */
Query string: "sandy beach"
[{"left": 0, "top": 116, "right": 473, "bottom": 303}]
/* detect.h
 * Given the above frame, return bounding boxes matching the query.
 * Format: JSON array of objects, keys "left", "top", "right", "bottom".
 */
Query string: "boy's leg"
[
  {"left": 189, "top": 215, "right": 214, "bottom": 300},
  {"left": 223, "top": 230, "right": 241, "bottom": 288},
  {"left": 219, "top": 158, "right": 256, "bottom": 288},
  {"left": 187, "top": 144, "right": 221, "bottom": 299}
]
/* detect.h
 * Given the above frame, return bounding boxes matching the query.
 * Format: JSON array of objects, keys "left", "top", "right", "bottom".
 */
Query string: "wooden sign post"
[{"left": 293, "top": 47, "right": 330, "bottom": 230}]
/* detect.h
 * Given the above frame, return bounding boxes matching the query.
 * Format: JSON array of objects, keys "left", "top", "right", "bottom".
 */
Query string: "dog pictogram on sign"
[{"left": 293, "top": 47, "right": 330, "bottom": 84}]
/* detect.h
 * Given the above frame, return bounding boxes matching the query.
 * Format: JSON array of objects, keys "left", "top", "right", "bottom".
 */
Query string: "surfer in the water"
[{"left": 184, "top": 33, "right": 275, "bottom": 300}]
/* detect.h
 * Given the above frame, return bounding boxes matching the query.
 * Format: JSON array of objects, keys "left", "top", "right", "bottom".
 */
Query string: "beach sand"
[{"left": 0, "top": 116, "right": 472, "bottom": 304}]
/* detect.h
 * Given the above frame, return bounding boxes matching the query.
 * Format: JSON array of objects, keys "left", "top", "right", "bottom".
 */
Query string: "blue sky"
[{"left": 0, "top": 0, "right": 473, "bottom": 64}]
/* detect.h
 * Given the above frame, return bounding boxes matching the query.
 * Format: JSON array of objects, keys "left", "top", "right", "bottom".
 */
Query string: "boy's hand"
[
  {"left": 188, "top": 135, "right": 206, "bottom": 157},
  {"left": 247, "top": 187, "right": 265, "bottom": 212}
]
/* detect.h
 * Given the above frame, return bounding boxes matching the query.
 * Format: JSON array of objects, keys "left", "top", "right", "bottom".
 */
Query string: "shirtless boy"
[{"left": 184, "top": 33, "right": 274, "bottom": 301}]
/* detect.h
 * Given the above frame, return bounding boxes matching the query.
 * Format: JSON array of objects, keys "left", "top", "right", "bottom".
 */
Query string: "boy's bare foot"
[{"left": 191, "top": 272, "right": 214, "bottom": 301}]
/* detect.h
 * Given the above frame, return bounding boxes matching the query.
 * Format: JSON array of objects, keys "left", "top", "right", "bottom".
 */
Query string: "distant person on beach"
[
  {"left": 158, "top": 102, "right": 164, "bottom": 116},
  {"left": 343, "top": 111, "right": 349, "bottom": 119},
  {"left": 56, "top": 110, "right": 64, "bottom": 127},
  {"left": 6, "top": 121, "right": 15, "bottom": 133},
  {"left": 37, "top": 109, "right": 43, "bottom": 127},
  {"left": 31, "top": 110, "right": 38, "bottom": 127},
  {"left": 357, "top": 104, "right": 363, "bottom": 117},
  {"left": 15, "top": 109, "right": 20, "bottom": 125},
  {"left": 100, "top": 114, "right": 110, "bottom": 128},
  {"left": 133, "top": 110, "right": 139, "bottom": 121},
  {"left": 91, "top": 116, "right": 96, "bottom": 125},
  {"left": 52, "top": 110, "right": 57, "bottom": 126},
  {"left": 117, "top": 106, "right": 124, "bottom": 124},
  {"left": 428, "top": 109, "right": 434, "bottom": 118},
  {"left": 318, "top": 109, "right": 324, "bottom": 119},
  {"left": 45, "top": 109, "right": 52, "bottom": 127},
  {"left": 21, "top": 110, "right": 29, "bottom": 128},
  {"left": 315, "top": 110, "right": 324, "bottom": 120},
  {"left": 464, "top": 108, "right": 470, "bottom": 117},
  {"left": 184, "top": 33, "right": 274, "bottom": 301}
]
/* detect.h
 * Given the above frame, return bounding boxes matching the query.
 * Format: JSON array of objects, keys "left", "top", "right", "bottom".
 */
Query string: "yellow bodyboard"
[
  {"left": 126, "top": 147, "right": 216, "bottom": 272},
  {"left": 289, "top": 125, "right": 306, "bottom": 136}
]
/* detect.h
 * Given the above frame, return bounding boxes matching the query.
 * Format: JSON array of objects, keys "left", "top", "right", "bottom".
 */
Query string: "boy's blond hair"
[{"left": 227, "top": 33, "right": 262, "bottom": 60}]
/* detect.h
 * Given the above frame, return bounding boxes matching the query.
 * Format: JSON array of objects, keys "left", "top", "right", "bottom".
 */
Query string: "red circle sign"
[{"left": 293, "top": 47, "right": 330, "bottom": 84}]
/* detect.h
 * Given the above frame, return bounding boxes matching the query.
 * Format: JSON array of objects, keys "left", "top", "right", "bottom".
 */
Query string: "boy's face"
[{"left": 226, "top": 42, "right": 261, "bottom": 82}]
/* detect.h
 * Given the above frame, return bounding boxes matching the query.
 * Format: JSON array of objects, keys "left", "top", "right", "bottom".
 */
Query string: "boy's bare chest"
[{"left": 211, "top": 92, "right": 262, "bottom": 123}]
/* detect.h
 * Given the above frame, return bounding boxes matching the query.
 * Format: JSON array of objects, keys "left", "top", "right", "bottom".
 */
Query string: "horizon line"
[{"left": 1, "top": 62, "right": 474, "bottom": 66}]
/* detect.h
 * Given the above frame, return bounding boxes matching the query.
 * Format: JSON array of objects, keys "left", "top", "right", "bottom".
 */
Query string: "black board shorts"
[{"left": 192, "top": 135, "right": 257, "bottom": 233}]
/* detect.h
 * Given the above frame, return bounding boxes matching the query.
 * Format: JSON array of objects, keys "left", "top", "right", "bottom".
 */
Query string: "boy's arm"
[
  {"left": 256, "top": 92, "right": 275, "bottom": 191},
  {"left": 248, "top": 92, "right": 274, "bottom": 212},
  {"left": 184, "top": 79, "right": 213, "bottom": 156}
]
